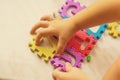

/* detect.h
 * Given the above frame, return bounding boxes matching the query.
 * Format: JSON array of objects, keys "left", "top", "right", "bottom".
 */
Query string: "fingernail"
[{"left": 55, "top": 53, "right": 61, "bottom": 56}]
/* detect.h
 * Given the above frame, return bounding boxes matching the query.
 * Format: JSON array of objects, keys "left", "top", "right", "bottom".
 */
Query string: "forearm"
[
  {"left": 71, "top": 0, "right": 120, "bottom": 30},
  {"left": 103, "top": 57, "right": 120, "bottom": 80}
]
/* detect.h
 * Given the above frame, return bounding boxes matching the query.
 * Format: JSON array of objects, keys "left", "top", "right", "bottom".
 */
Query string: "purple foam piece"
[
  {"left": 65, "top": 47, "right": 85, "bottom": 68},
  {"left": 59, "top": 0, "right": 86, "bottom": 18},
  {"left": 61, "top": 54, "right": 72, "bottom": 62},
  {"left": 50, "top": 55, "right": 71, "bottom": 72},
  {"left": 51, "top": 57, "right": 66, "bottom": 71},
  {"left": 50, "top": 47, "right": 85, "bottom": 71}
]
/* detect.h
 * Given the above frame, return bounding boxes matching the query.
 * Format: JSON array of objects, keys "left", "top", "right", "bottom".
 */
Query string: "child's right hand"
[
  {"left": 52, "top": 63, "right": 91, "bottom": 80},
  {"left": 30, "top": 12, "right": 77, "bottom": 55}
]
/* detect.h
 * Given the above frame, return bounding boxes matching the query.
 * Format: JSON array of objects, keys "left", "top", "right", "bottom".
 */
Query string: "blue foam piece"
[{"left": 87, "top": 24, "right": 108, "bottom": 40}]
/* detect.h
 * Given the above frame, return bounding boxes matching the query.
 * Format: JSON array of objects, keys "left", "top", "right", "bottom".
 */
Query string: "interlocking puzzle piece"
[
  {"left": 51, "top": 47, "right": 85, "bottom": 71},
  {"left": 59, "top": 0, "right": 86, "bottom": 18},
  {"left": 29, "top": 36, "right": 57, "bottom": 62},
  {"left": 65, "top": 47, "right": 85, "bottom": 68},
  {"left": 87, "top": 24, "right": 108, "bottom": 40},
  {"left": 51, "top": 54, "right": 72, "bottom": 72},
  {"left": 51, "top": 57, "right": 66, "bottom": 71},
  {"left": 66, "top": 29, "right": 97, "bottom": 56},
  {"left": 63, "top": 16, "right": 68, "bottom": 19},
  {"left": 87, "top": 55, "right": 91, "bottom": 62},
  {"left": 107, "top": 22, "right": 120, "bottom": 38}
]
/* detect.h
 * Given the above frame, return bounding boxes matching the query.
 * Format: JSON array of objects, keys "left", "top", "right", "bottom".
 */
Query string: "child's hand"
[
  {"left": 52, "top": 63, "right": 91, "bottom": 80},
  {"left": 30, "top": 12, "right": 77, "bottom": 55}
]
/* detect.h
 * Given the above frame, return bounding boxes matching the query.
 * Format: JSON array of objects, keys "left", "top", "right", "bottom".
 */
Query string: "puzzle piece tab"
[
  {"left": 29, "top": 36, "right": 56, "bottom": 62},
  {"left": 87, "top": 55, "right": 91, "bottom": 62},
  {"left": 107, "top": 22, "right": 120, "bottom": 38},
  {"left": 59, "top": 0, "right": 86, "bottom": 18},
  {"left": 87, "top": 24, "right": 108, "bottom": 40}
]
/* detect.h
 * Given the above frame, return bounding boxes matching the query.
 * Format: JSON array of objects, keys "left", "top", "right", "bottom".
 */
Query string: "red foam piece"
[{"left": 66, "top": 29, "right": 97, "bottom": 56}]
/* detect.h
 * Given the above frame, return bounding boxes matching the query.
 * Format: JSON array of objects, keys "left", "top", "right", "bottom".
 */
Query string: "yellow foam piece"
[
  {"left": 29, "top": 36, "right": 57, "bottom": 62},
  {"left": 107, "top": 22, "right": 120, "bottom": 38}
]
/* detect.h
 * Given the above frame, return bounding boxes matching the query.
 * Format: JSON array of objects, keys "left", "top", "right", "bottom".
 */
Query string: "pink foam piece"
[{"left": 59, "top": 0, "right": 86, "bottom": 17}]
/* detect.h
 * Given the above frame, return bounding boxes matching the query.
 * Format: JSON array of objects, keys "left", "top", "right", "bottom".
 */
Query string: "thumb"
[
  {"left": 52, "top": 68, "right": 66, "bottom": 79},
  {"left": 65, "top": 62, "right": 72, "bottom": 72}
]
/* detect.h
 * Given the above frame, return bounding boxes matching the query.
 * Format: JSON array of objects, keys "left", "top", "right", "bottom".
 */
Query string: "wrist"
[{"left": 68, "top": 17, "right": 80, "bottom": 33}]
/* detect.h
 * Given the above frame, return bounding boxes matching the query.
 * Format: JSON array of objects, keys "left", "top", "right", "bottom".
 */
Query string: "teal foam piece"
[
  {"left": 63, "top": 16, "right": 68, "bottom": 19},
  {"left": 87, "top": 24, "right": 108, "bottom": 40}
]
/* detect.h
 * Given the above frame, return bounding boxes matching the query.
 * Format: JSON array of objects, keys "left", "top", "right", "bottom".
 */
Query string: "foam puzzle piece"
[
  {"left": 87, "top": 55, "right": 91, "bottom": 62},
  {"left": 87, "top": 24, "right": 108, "bottom": 40},
  {"left": 51, "top": 47, "right": 85, "bottom": 71},
  {"left": 66, "top": 29, "right": 97, "bottom": 56},
  {"left": 29, "top": 36, "right": 56, "bottom": 62},
  {"left": 59, "top": 0, "right": 86, "bottom": 18},
  {"left": 65, "top": 47, "right": 85, "bottom": 68},
  {"left": 107, "top": 22, "right": 120, "bottom": 38},
  {"left": 50, "top": 54, "right": 72, "bottom": 72},
  {"left": 63, "top": 16, "right": 68, "bottom": 19},
  {"left": 51, "top": 57, "right": 66, "bottom": 71}
]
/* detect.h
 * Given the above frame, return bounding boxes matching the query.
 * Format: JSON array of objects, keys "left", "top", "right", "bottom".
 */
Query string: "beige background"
[{"left": 0, "top": 0, "right": 120, "bottom": 80}]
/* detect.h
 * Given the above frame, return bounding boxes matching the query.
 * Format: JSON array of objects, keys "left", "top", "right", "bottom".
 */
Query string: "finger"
[
  {"left": 30, "top": 21, "right": 49, "bottom": 34},
  {"left": 40, "top": 15, "right": 54, "bottom": 21},
  {"left": 52, "top": 68, "right": 61, "bottom": 80},
  {"left": 52, "top": 68, "right": 66, "bottom": 79},
  {"left": 52, "top": 74, "right": 56, "bottom": 80},
  {"left": 54, "top": 12, "right": 62, "bottom": 20},
  {"left": 56, "top": 36, "right": 67, "bottom": 56},
  {"left": 65, "top": 62, "right": 72, "bottom": 72},
  {"left": 35, "top": 28, "right": 54, "bottom": 45}
]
